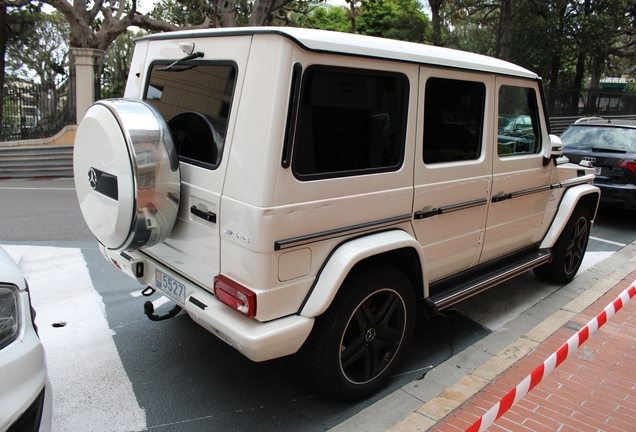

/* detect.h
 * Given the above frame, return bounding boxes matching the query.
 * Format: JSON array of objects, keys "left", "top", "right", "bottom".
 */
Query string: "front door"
[{"left": 479, "top": 77, "right": 555, "bottom": 262}]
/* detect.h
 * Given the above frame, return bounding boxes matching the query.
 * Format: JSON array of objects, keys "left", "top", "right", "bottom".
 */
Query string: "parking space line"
[{"left": 589, "top": 236, "right": 627, "bottom": 247}]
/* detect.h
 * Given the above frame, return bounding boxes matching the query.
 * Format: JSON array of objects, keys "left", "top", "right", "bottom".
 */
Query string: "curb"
[{"left": 329, "top": 240, "right": 636, "bottom": 432}]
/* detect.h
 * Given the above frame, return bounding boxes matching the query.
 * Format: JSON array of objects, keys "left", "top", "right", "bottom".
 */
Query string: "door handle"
[
  {"left": 414, "top": 208, "right": 440, "bottom": 220},
  {"left": 492, "top": 193, "right": 512, "bottom": 203},
  {"left": 190, "top": 205, "right": 216, "bottom": 223}
]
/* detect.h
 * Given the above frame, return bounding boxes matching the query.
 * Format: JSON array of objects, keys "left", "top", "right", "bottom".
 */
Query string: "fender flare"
[
  {"left": 540, "top": 184, "right": 600, "bottom": 249},
  {"left": 299, "top": 230, "right": 426, "bottom": 318}
]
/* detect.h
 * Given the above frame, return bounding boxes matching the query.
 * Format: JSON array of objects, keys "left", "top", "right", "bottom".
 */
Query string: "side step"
[{"left": 425, "top": 249, "right": 552, "bottom": 315}]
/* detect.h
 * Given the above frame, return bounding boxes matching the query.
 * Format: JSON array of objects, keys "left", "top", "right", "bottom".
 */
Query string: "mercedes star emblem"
[{"left": 88, "top": 168, "right": 98, "bottom": 190}]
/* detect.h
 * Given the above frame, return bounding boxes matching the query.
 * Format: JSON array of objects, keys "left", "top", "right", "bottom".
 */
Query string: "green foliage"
[
  {"left": 101, "top": 30, "right": 148, "bottom": 99},
  {"left": 358, "top": 0, "right": 431, "bottom": 43},
  {"left": 293, "top": 5, "right": 351, "bottom": 32},
  {"left": 6, "top": 9, "right": 68, "bottom": 84}
]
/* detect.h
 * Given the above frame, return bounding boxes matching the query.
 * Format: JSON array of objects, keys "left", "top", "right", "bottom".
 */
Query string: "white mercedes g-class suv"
[{"left": 73, "top": 27, "right": 599, "bottom": 400}]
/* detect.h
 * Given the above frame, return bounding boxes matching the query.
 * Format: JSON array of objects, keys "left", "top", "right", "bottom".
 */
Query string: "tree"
[
  {"left": 358, "top": 0, "right": 431, "bottom": 43},
  {"left": 5, "top": 10, "right": 68, "bottom": 84},
  {"left": 293, "top": 5, "right": 351, "bottom": 32},
  {"left": 101, "top": 29, "right": 145, "bottom": 98}
]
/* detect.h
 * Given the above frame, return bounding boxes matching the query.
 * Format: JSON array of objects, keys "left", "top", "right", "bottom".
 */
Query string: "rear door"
[
  {"left": 142, "top": 36, "right": 252, "bottom": 288},
  {"left": 479, "top": 77, "right": 555, "bottom": 262},
  {"left": 412, "top": 69, "right": 492, "bottom": 281}
]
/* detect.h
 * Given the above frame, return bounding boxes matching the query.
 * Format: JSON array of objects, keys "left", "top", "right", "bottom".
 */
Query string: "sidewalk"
[
  {"left": 331, "top": 241, "right": 636, "bottom": 432},
  {"left": 428, "top": 272, "right": 636, "bottom": 431}
]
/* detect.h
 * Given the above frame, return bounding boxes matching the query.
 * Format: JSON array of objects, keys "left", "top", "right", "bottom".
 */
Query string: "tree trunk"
[
  {"left": 585, "top": 52, "right": 605, "bottom": 114},
  {"left": 497, "top": 0, "right": 513, "bottom": 60},
  {"left": 571, "top": 54, "right": 585, "bottom": 115},
  {"left": 348, "top": 1, "right": 356, "bottom": 34},
  {"left": 429, "top": 0, "right": 442, "bottom": 46},
  {"left": 0, "top": 4, "right": 6, "bottom": 135},
  {"left": 548, "top": 57, "right": 560, "bottom": 115}
]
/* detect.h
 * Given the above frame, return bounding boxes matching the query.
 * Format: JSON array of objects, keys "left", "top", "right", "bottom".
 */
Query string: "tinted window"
[
  {"left": 293, "top": 67, "right": 408, "bottom": 179},
  {"left": 561, "top": 125, "right": 636, "bottom": 153},
  {"left": 145, "top": 63, "right": 236, "bottom": 169},
  {"left": 423, "top": 78, "right": 485, "bottom": 164},
  {"left": 498, "top": 85, "right": 541, "bottom": 156}
]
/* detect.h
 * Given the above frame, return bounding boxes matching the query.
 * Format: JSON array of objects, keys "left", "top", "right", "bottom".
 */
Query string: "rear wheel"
[
  {"left": 296, "top": 265, "right": 415, "bottom": 400},
  {"left": 534, "top": 207, "right": 591, "bottom": 284}
]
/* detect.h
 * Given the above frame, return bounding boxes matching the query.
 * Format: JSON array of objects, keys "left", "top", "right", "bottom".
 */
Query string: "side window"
[
  {"left": 497, "top": 85, "right": 542, "bottom": 156},
  {"left": 144, "top": 62, "right": 237, "bottom": 169},
  {"left": 292, "top": 66, "right": 408, "bottom": 180},
  {"left": 423, "top": 77, "right": 485, "bottom": 164}
]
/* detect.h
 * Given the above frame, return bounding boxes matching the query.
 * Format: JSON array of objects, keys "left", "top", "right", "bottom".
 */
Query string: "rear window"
[
  {"left": 292, "top": 66, "right": 408, "bottom": 180},
  {"left": 561, "top": 125, "right": 636, "bottom": 153},
  {"left": 144, "top": 62, "right": 237, "bottom": 169}
]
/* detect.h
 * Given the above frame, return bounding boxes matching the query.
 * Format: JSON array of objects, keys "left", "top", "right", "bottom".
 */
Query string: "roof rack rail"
[{"left": 574, "top": 116, "right": 605, "bottom": 124}]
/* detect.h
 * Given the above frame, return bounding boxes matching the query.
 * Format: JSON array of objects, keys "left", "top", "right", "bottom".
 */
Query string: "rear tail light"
[
  {"left": 619, "top": 159, "right": 636, "bottom": 173},
  {"left": 213, "top": 275, "right": 256, "bottom": 318}
]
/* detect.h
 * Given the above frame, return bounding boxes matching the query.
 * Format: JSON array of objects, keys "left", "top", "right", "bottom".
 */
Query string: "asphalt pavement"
[
  {"left": 333, "top": 240, "right": 636, "bottom": 431},
  {"left": 2, "top": 178, "right": 636, "bottom": 431}
]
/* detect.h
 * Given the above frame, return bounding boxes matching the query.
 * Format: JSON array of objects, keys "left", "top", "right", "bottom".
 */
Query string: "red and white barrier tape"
[{"left": 466, "top": 279, "right": 636, "bottom": 432}]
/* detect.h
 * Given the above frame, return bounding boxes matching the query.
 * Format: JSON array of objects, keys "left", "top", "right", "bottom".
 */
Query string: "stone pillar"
[{"left": 71, "top": 48, "right": 105, "bottom": 124}]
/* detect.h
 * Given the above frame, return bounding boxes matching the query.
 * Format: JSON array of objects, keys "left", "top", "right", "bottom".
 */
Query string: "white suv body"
[{"left": 74, "top": 28, "right": 599, "bottom": 399}]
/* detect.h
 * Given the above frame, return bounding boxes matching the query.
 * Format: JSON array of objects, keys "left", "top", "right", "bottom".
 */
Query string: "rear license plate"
[
  {"left": 594, "top": 166, "right": 602, "bottom": 175},
  {"left": 155, "top": 269, "right": 186, "bottom": 304}
]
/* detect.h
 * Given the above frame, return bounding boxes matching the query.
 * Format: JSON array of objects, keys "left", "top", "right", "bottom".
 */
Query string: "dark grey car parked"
[{"left": 562, "top": 117, "right": 636, "bottom": 210}]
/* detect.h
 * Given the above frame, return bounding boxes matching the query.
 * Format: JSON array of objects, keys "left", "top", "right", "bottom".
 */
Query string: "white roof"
[{"left": 139, "top": 27, "right": 539, "bottom": 79}]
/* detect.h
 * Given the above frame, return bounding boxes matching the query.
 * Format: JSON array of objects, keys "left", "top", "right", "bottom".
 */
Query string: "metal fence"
[
  {"left": 544, "top": 86, "right": 636, "bottom": 118},
  {"left": 2, "top": 78, "right": 636, "bottom": 142},
  {"left": 1, "top": 79, "right": 75, "bottom": 142}
]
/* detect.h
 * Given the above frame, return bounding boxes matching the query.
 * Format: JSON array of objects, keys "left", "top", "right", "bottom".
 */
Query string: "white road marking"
[
  {"left": 0, "top": 187, "right": 76, "bottom": 191},
  {"left": 153, "top": 296, "right": 171, "bottom": 309},
  {"left": 2, "top": 245, "right": 147, "bottom": 432},
  {"left": 589, "top": 236, "right": 627, "bottom": 247}
]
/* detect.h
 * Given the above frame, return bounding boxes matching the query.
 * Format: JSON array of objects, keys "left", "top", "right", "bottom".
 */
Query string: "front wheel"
[
  {"left": 534, "top": 207, "right": 591, "bottom": 284},
  {"left": 296, "top": 265, "right": 415, "bottom": 400}
]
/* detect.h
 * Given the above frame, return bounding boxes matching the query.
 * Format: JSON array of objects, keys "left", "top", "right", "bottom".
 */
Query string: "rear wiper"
[
  {"left": 591, "top": 147, "right": 627, "bottom": 154},
  {"left": 157, "top": 52, "right": 204, "bottom": 72}
]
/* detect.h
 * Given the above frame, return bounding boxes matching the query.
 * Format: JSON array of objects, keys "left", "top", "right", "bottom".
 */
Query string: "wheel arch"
[
  {"left": 299, "top": 230, "right": 426, "bottom": 318},
  {"left": 540, "top": 184, "right": 600, "bottom": 249}
]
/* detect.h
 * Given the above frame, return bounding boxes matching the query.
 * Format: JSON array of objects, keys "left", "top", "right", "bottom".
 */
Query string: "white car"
[
  {"left": 0, "top": 247, "right": 52, "bottom": 431},
  {"left": 73, "top": 27, "right": 600, "bottom": 400}
]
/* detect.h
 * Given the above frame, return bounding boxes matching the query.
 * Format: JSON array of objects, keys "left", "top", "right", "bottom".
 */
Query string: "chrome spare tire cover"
[{"left": 73, "top": 99, "right": 180, "bottom": 251}]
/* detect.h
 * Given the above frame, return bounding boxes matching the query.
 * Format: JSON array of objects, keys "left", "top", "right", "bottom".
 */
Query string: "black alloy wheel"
[{"left": 296, "top": 264, "right": 416, "bottom": 400}]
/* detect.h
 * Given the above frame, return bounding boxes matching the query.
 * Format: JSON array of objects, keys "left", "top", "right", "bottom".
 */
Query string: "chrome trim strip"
[
  {"left": 509, "top": 184, "right": 552, "bottom": 198},
  {"left": 274, "top": 214, "right": 412, "bottom": 251},
  {"left": 439, "top": 198, "right": 488, "bottom": 214},
  {"left": 560, "top": 175, "right": 595, "bottom": 188}
]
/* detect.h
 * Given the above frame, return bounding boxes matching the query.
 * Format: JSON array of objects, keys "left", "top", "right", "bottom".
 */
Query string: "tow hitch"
[{"left": 141, "top": 287, "right": 183, "bottom": 321}]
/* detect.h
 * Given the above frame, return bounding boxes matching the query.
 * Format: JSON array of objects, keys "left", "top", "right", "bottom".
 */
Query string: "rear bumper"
[
  {"left": 101, "top": 245, "right": 314, "bottom": 362},
  {"left": 596, "top": 182, "right": 636, "bottom": 210}
]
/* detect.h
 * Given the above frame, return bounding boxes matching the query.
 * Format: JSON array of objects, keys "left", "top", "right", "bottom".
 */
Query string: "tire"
[
  {"left": 296, "top": 265, "right": 416, "bottom": 400},
  {"left": 534, "top": 207, "right": 591, "bottom": 284}
]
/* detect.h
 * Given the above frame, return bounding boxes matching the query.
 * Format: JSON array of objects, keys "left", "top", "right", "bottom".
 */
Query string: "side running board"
[{"left": 425, "top": 249, "right": 552, "bottom": 316}]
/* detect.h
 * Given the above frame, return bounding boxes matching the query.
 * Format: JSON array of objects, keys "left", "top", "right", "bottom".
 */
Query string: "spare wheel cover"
[{"left": 73, "top": 99, "right": 180, "bottom": 251}]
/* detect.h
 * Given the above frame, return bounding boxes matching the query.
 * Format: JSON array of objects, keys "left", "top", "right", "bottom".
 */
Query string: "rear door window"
[
  {"left": 292, "top": 66, "right": 409, "bottom": 180},
  {"left": 423, "top": 77, "right": 486, "bottom": 164},
  {"left": 144, "top": 62, "right": 237, "bottom": 169}
]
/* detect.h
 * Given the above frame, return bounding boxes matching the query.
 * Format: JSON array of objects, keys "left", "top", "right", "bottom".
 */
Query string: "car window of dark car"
[{"left": 561, "top": 126, "right": 636, "bottom": 153}]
